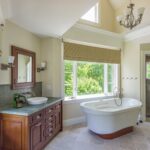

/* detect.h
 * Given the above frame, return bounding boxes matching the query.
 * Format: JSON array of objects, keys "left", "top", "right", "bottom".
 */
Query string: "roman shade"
[{"left": 64, "top": 42, "right": 121, "bottom": 64}]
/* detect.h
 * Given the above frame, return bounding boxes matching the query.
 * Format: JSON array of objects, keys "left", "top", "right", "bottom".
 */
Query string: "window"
[
  {"left": 81, "top": 3, "right": 99, "bottom": 23},
  {"left": 146, "top": 63, "right": 150, "bottom": 79},
  {"left": 64, "top": 60, "right": 118, "bottom": 98}
]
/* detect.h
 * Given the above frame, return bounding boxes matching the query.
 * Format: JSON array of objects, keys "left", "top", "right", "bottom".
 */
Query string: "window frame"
[
  {"left": 64, "top": 61, "right": 119, "bottom": 100},
  {"left": 79, "top": 2, "right": 100, "bottom": 26}
]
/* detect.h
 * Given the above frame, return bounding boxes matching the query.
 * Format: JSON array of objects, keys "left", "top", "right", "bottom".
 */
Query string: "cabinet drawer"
[
  {"left": 45, "top": 120, "right": 53, "bottom": 128},
  {"left": 55, "top": 103, "right": 61, "bottom": 111},
  {"left": 46, "top": 105, "right": 54, "bottom": 115},
  {"left": 30, "top": 110, "right": 44, "bottom": 125},
  {"left": 45, "top": 115, "right": 53, "bottom": 123}
]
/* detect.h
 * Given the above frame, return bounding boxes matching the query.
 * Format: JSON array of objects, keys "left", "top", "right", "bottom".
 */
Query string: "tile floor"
[{"left": 44, "top": 122, "right": 150, "bottom": 150}]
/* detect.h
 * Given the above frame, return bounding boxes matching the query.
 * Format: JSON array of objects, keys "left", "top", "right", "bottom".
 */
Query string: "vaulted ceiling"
[
  {"left": 0, "top": 0, "right": 150, "bottom": 36},
  {"left": 0, "top": 0, "right": 98, "bottom": 37}
]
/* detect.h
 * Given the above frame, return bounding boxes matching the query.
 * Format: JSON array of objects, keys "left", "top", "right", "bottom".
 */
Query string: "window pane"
[
  {"left": 77, "top": 62, "right": 104, "bottom": 95},
  {"left": 81, "top": 3, "right": 99, "bottom": 23},
  {"left": 64, "top": 61, "right": 73, "bottom": 97},
  {"left": 146, "top": 63, "right": 150, "bottom": 79}
]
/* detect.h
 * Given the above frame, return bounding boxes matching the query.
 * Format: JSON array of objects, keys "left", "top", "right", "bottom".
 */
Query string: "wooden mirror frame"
[{"left": 11, "top": 46, "right": 36, "bottom": 89}]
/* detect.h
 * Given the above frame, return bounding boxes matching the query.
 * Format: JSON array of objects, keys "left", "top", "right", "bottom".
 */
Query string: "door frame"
[{"left": 140, "top": 50, "right": 150, "bottom": 121}]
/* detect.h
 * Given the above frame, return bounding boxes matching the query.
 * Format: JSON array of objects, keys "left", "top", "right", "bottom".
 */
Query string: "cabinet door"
[
  {"left": 30, "top": 121, "right": 44, "bottom": 150},
  {"left": 0, "top": 118, "right": 24, "bottom": 150},
  {"left": 54, "top": 109, "right": 62, "bottom": 133}
]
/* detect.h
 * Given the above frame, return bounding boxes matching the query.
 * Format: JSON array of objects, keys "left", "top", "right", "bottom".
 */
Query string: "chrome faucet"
[
  {"left": 113, "top": 87, "right": 123, "bottom": 106},
  {"left": 113, "top": 87, "right": 123, "bottom": 99}
]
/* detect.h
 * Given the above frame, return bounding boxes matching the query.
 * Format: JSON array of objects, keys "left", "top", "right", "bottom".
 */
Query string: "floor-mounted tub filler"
[{"left": 80, "top": 98, "right": 142, "bottom": 139}]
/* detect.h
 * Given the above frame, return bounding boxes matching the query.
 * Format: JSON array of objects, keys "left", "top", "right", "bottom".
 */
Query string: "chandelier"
[{"left": 116, "top": 1, "right": 145, "bottom": 30}]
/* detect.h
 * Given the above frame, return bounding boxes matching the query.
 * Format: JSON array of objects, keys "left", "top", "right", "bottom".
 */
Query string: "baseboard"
[{"left": 63, "top": 116, "right": 86, "bottom": 127}]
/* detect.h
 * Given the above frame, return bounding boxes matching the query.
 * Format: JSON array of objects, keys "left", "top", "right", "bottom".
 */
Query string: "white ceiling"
[{"left": 1, "top": 0, "right": 98, "bottom": 37}]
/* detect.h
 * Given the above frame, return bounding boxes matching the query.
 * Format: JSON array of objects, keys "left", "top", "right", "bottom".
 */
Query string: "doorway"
[{"left": 146, "top": 55, "right": 150, "bottom": 121}]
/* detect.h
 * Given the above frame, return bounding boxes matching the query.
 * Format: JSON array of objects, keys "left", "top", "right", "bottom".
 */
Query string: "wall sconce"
[
  {"left": 0, "top": 56, "right": 15, "bottom": 70},
  {"left": 37, "top": 61, "right": 47, "bottom": 72}
]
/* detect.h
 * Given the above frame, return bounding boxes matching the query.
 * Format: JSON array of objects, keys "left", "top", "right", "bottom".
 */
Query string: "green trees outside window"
[
  {"left": 64, "top": 60, "right": 117, "bottom": 97},
  {"left": 146, "top": 63, "right": 150, "bottom": 79}
]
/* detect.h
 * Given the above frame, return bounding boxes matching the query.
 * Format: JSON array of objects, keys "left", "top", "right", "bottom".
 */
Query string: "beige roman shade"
[{"left": 64, "top": 42, "right": 121, "bottom": 64}]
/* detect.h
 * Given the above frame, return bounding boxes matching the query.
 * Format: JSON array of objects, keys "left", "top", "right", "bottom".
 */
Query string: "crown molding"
[
  {"left": 124, "top": 25, "right": 150, "bottom": 42},
  {"left": 74, "top": 23, "right": 123, "bottom": 39},
  {"left": 74, "top": 23, "right": 150, "bottom": 42}
]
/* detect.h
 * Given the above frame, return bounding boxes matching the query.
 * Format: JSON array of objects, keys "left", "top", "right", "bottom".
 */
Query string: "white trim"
[
  {"left": 140, "top": 50, "right": 150, "bottom": 121},
  {"left": 124, "top": 25, "right": 150, "bottom": 42},
  {"left": 104, "top": 64, "right": 108, "bottom": 94},
  {"left": 73, "top": 23, "right": 150, "bottom": 42},
  {"left": 73, "top": 62, "right": 77, "bottom": 97},
  {"left": 60, "top": 42, "right": 65, "bottom": 97},
  {"left": 74, "top": 23, "right": 123, "bottom": 39},
  {"left": 63, "top": 116, "right": 86, "bottom": 127}
]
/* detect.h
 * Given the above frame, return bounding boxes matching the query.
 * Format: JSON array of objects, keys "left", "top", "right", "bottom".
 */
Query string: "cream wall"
[
  {"left": 63, "top": 102, "right": 84, "bottom": 120},
  {"left": 0, "top": 20, "right": 41, "bottom": 84},
  {"left": 100, "top": 0, "right": 115, "bottom": 32},
  {"left": 40, "top": 38, "right": 63, "bottom": 97},
  {"left": 122, "top": 36, "right": 150, "bottom": 99},
  {"left": 122, "top": 35, "right": 150, "bottom": 120}
]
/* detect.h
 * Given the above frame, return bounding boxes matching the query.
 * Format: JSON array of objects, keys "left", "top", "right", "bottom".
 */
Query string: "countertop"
[{"left": 0, "top": 97, "right": 63, "bottom": 116}]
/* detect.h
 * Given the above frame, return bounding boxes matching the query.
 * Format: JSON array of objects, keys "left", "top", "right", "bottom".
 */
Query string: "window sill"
[{"left": 63, "top": 94, "right": 114, "bottom": 104}]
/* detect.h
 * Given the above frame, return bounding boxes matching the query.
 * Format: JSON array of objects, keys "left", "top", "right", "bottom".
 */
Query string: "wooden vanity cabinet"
[{"left": 0, "top": 101, "right": 62, "bottom": 150}]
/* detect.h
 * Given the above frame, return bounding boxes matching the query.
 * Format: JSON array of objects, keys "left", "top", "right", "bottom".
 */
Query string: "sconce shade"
[
  {"left": 37, "top": 61, "right": 47, "bottom": 72},
  {"left": 8, "top": 56, "right": 15, "bottom": 64},
  {"left": 41, "top": 62, "right": 46, "bottom": 68}
]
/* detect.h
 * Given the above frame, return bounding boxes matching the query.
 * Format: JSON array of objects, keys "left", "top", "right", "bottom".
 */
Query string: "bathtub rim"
[{"left": 80, "top": 98, "right": 142, "bottom": 115}]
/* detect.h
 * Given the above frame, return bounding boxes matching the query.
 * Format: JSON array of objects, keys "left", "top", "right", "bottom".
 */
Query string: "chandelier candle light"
[{"left": 116, "top": 1, "right": 145, "bottom": 29}]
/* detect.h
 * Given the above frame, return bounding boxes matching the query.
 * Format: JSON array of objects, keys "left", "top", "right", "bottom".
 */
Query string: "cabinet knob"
[
  {"left": 36, "top": 115, "right": 41, "bottom": 119},
  {"left": 48, "top": 117, "right": 52, "bottom": 121},
  {"left": 48, "top": 128, "right": 52, "bottom": 132},
  {"left": 49, "top": 109, "right": 52, "bottom": 113},
  {"left": 56, "top": 105, "right": 60, "bottom": 109},
  {"left": 49, "top": 122, "right": 52, "bottom": 126}
]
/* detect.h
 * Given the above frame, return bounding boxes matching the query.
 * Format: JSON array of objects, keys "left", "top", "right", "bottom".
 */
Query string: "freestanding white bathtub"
[{"left": 80, "top": 98, "right": 142, "bottom": 139}]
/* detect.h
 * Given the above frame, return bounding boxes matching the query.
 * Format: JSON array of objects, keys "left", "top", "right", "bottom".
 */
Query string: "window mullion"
[
  {"left": 114, "top": 64, "right": 118, "bottom": 89},
  {"left": 73, "top": 61, "right": 77, "bottom": 98},
  {"left": 104, "top": 64, "right": 108, "bottom": 95}
]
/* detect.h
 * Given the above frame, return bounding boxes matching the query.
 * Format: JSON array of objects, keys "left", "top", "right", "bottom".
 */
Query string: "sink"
[{"left": 27, "top": 97, "right": 48, "bottom": 105}]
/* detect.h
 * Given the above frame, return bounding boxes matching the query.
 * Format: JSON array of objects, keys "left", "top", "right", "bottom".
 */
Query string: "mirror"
[
  {"left": 11, "top": 46, "right": 36, "bottom": 89},
  {"left": 18, "top": 54, "right": 32, "bottom": 83}
]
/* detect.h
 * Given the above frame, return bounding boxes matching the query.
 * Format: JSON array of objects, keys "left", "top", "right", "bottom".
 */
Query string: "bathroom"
[{"left": 0, "top": 0, "right": 150, "bottom": 150}]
